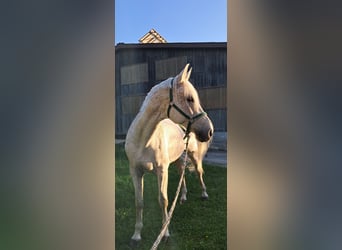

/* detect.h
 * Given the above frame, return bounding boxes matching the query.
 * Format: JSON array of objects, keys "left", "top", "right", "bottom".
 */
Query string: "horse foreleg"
[
  {"left": 130, "top": 168, "right": 144, "bottom": 242},
  {"left": 157, "top": 167, "right": 170, "bottom": 238},
  {"left": 175, "top": 158, "right": 187, "bottom": 204}
]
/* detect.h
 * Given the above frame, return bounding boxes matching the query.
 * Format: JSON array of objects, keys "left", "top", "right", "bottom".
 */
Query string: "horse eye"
[{"left": 187, "top": 96, "right": 194, "bottom": 103}]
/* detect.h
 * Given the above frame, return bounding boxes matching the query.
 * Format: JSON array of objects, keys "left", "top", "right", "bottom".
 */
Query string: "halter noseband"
[{"left": 167, "top": 78, "right": 207, "bottom": 139}]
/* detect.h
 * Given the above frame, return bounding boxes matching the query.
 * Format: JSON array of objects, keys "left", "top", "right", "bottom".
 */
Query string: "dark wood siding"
[{"left": 115, "top": 42, "right": 227, "bottom": 137}]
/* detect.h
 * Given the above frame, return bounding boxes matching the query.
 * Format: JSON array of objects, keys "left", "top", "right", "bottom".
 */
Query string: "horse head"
[{"left": 168, "top": 64, "right": 214, "bottom": 142}]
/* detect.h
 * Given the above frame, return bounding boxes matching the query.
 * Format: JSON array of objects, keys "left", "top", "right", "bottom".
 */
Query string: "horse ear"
[
  {"left": 176, "top": 63, "right": 190, "bottom": 84},
  {"left": 187, "top": 67, "right": 192, "bottom": 81}
]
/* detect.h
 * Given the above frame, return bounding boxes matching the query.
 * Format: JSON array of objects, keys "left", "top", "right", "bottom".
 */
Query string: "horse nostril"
[{"left": 208, "top": 129, "right": 213, "bottom": 138}]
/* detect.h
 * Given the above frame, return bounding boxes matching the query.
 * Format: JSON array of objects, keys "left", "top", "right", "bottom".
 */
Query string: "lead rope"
[{"left": 150, "top": 135, "right": 190, "bottom": 250}]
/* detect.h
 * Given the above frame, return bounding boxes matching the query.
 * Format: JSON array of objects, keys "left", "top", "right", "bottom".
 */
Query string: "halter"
[{"left": 167, "top": 78, "right": 207, "bottom": 139}]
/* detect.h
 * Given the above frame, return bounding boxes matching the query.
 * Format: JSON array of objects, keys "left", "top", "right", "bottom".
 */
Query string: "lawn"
[{"left": 115, "top": 144, "right": 227, "bottom": 250}]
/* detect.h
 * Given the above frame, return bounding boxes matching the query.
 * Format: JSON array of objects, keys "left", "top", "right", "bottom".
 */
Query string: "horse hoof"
[
  {"left": 162, "top": 235, "right": 170, "bottom": 243},
  {"left": 201, "top": 196, "right": 209, "bottom": 201},
  {"left": 130, "top": 239, "right": 141, "bottom": 248}
]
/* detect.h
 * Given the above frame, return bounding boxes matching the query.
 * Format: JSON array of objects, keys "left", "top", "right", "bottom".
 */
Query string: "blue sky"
[{"left": 115, "top": 0, "right": 227, "bottom": 44}]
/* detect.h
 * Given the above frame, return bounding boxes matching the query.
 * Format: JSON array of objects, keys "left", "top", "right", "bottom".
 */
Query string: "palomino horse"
[{"left": 125, "top": 64, "right": 213, "bottom": 243}]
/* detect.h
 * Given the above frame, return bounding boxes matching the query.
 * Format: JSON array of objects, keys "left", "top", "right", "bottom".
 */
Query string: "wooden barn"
[{"left": 115, "top": 42, "right": 227, "bottom": 137}]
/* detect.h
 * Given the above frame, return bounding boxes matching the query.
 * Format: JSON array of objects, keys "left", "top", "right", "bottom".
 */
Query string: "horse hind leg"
[
  {"left": 197, "top": 162, "right": 209, "bottom": 199},
  {"left": 190, "top": 154, "right": 209, "bottom": 200},
  {"left": 198, "top": 168, "right": 209, "bottom": 199},
  {"left": 175, "top": 158, "right": 187, "bottom": 204},
  {"left": 130, "top": 167, "right": 144, "bottom": 243}
]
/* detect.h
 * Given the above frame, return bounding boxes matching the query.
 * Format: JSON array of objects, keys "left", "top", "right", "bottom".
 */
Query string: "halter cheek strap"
[{"left": 167, "top": 78, "right": 207, "bottom": 139}]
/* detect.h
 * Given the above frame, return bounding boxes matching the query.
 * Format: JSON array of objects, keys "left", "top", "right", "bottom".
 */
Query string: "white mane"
[{"left": 138, "top": 78, "right": 172, "bottom": 113}]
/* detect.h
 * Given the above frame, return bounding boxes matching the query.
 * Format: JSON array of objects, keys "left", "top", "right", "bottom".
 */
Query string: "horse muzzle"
[
  {"left": 196, "top": 127, "right": 213, "bottom": 142},
  {"left": 192, "top": 116, "right": 214, "bottom": 142}
]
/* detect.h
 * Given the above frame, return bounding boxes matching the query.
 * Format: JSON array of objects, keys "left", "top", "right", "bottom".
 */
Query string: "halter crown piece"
[{"left": 167, "top": 78, "right": 207, "bottom": 139}]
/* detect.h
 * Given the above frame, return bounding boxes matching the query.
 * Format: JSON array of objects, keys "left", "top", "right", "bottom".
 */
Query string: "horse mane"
[{"left": 138, "top": 78, "right": 171, "bottom": 113}]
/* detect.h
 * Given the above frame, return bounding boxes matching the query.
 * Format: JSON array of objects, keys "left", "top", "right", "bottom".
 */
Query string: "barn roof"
[
  {"left": 139, "top": 29, "right": 167, "bottom": 43},
  {"left": 115, "top": 42, "right": 227, "bottom": 51}
]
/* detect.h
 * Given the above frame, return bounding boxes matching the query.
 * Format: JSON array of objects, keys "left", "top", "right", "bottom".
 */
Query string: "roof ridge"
[{"left": 139, "top": 29, "right": 167, "bottom": 43}]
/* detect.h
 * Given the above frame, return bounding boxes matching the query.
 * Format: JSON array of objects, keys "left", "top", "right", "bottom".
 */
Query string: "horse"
[{"left": 124, "top": 64, "right": 213, "bottom": 243}]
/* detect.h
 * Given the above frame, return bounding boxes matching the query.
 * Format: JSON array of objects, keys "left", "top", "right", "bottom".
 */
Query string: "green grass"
[{"left": 115, "top": 144, "right": 227, "bottom": 250}]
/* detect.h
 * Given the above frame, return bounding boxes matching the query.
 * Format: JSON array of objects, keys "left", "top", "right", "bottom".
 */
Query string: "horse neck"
[{"left": 128, "top": 82, "right": 170, "bottom": 145}]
